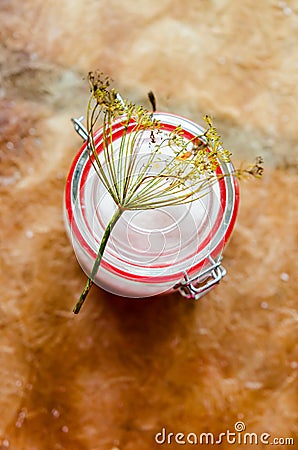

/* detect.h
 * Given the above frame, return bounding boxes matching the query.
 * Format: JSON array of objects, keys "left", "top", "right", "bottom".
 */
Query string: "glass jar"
[{"left": 64, "top": 112, "right": 239, "bottom": 299}]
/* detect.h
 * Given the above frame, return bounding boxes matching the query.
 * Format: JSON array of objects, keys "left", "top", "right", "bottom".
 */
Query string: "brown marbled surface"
[{"left": 0, "top": 1, "right": 297, "bottom": 449}]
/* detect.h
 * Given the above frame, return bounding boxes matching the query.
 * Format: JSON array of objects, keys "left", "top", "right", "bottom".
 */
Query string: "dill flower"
[{"left": 72, "top": 71, "right": 263, "bottom": 313}]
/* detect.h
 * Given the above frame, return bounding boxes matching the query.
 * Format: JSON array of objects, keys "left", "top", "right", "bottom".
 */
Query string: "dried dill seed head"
[
  {"left": 88, "top": 71, "right": 125, "bottom": 118},
  {"left": 235, "top": 156, "right": 264, "bottom": 180},
  {"left": 73, "top": 71, "right": 264, "bottom": 313},
  {"left": 247, "top": 156, "right": 264, "bottom": 177},
  {"left": 85, "top": 71, "right": 264, "bottom": 210}
]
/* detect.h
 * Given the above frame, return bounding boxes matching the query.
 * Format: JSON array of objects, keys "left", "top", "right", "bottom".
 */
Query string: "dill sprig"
[{"left": 72, "top": 71, "right": 263, "bottom": 313}]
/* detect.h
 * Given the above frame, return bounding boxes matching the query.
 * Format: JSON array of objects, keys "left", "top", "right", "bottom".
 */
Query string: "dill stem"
[{"left": 73, "top": 206, "right": 123, "bottom": 314}]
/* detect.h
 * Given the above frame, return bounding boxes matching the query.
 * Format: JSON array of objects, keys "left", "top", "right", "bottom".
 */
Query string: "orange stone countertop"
[{"left": 0, "top": 1, "right": 297, "bottom": 449}]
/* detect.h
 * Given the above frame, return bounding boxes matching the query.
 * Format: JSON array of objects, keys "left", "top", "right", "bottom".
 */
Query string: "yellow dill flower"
[{"left": 72, "top": 72, "right": 264, "bottom": 314}]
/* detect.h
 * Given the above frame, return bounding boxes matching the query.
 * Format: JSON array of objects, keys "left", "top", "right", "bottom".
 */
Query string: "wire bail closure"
[
  {"left": 71, "top": 116, "right": 227, "bottom": 301},
  {"left": 173, "top": 256, "right": 226, "bottom": 300},
  {"left": 71, "top": 116, "right": 89, "bottom": 142}
]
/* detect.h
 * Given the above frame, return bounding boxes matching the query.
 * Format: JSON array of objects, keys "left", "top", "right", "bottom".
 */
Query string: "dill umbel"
[{"left": 73, "top": 71, "right": 263, "bottom": 314}]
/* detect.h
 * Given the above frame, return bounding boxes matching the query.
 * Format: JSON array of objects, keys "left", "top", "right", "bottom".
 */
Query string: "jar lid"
[{"left": 65, "top": 112, "right": 239, "bottom": 286}]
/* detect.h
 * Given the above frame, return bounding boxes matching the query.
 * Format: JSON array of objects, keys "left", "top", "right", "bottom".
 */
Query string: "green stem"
[{"left": 73, "top": 206, "right": 124, "bottom": 314}]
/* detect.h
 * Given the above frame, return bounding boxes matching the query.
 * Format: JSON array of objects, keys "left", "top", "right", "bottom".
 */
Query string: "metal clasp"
[
  {"left": 174, "top": 256, "right": 226, "bottom": 300},
  {"left": 71, "top": 116, "right": 88, "bottom": 142}
]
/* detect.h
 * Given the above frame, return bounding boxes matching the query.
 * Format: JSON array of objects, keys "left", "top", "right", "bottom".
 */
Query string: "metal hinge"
[
  {"left": 174, "top": 256, "right": 226, "bottom": 300},
  {"left": 71, "top": 116, "right": 88, "bottom": 142}
]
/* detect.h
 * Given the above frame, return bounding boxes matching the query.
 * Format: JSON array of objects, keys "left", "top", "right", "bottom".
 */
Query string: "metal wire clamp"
[
  {"left": 173, "top": 256, "right": 227, "bottom": 300},
  {"left": 71, "top": 116, "right": 88, "bottom": 142}
]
